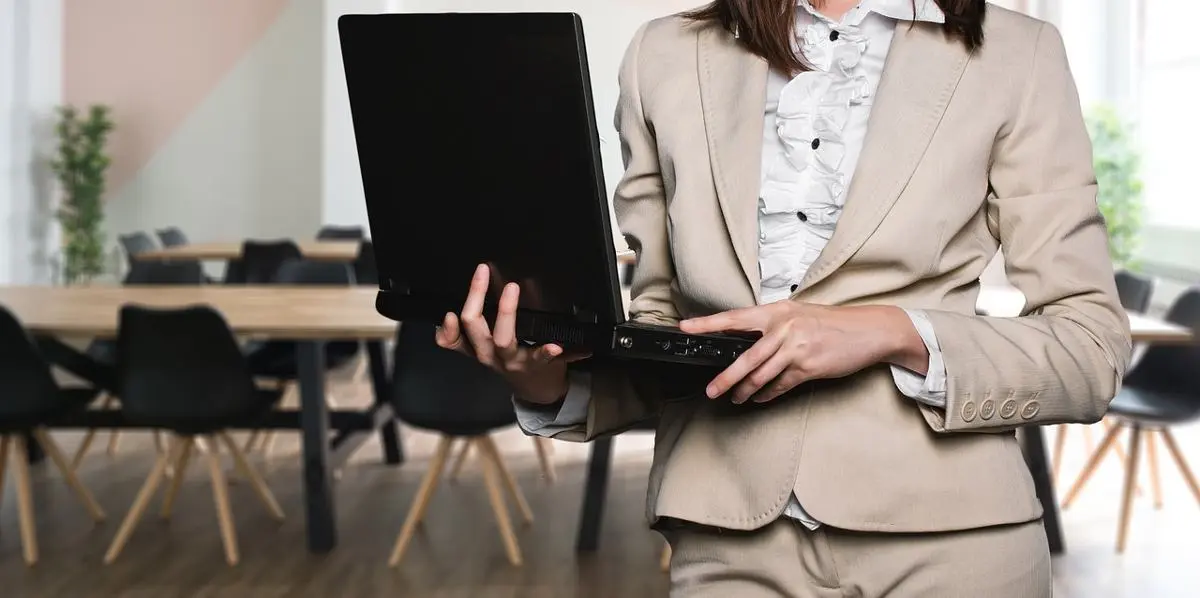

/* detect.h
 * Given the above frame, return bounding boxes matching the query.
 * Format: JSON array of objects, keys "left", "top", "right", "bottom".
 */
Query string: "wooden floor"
[{"left": 3, "top": 364, "right": 1199, "bottom": 597}]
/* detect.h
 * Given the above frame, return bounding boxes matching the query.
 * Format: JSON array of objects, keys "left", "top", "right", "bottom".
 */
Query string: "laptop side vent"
[{"left": 525, "top": 317, "right": 588, "bottom": 347}]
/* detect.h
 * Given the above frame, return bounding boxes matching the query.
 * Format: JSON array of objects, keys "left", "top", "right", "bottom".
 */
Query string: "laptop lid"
[{"left": 338, "top": 12, "right": 625, "bottom": 330}]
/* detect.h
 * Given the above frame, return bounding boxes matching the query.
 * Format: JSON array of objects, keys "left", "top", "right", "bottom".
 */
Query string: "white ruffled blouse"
[{"left": 758, "top": 0, "right": 946, "bottom": 304}]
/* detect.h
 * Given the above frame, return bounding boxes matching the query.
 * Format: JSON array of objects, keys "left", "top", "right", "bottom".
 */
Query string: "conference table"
[
  {"left": 135, "top": 240, "right": 361, "bottom": 263},
  {"left": 0, "top": 285, "right": 401, "bottom": 554}
]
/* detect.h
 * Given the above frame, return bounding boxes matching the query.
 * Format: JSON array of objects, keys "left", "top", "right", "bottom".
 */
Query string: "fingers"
[
  {"left": 729, "top": 349, "right": 791, "bottom": 404},
  {"left": 460, "top": 264, "right": 496, "bottom": 364},
  {"left": 531, "top": 343, "right": 564, "bottom": 363},
  {"left": 435, "top": 312, "right": 466, "bottom": 353},
  {"left": 705, "top": 330, "right": 784, "bottom": 399},
  {"left": 681, "top": 306, "right": 768, "bottom": 335},
  {"left": 492, "top": 283, "right": 521, "bottom": 362}
]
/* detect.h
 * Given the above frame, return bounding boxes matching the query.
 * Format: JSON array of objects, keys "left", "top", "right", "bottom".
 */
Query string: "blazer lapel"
[
  {"left": 798, "top": 22, "right": 971, "bottom": 293},
  {"left": 697, "top": 25, "right": 769, "bottom": 304}
]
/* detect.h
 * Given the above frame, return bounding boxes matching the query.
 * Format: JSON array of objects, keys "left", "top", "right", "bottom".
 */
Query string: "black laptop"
[{"left": 338, "top": 12, "right": 757, "bottom": 367}]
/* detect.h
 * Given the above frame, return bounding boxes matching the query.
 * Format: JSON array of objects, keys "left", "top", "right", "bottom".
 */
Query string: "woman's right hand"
[{"left": 435, "top": 263, "right": 584, "bottom": 405}]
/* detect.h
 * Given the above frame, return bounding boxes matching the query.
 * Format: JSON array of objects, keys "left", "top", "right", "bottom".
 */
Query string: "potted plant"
[
  {"left": 50, "top": 104, "right": 114, "bottom": 285},
  {"left": 1085, "top": 104, "right": 1144, "bottom": 270}
]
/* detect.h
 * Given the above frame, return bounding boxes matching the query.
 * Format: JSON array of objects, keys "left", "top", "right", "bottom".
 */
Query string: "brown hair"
[{"left": 684, "top": 0, "right": 986, "bottom": 75}]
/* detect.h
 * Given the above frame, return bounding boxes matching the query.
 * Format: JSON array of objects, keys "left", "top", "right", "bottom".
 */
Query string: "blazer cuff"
[
  {"left": 889, "top": 309, "right": 947, "bottom": 408},
  {"left": 513, "top": 371, "right": 592, "bottom": 436}
]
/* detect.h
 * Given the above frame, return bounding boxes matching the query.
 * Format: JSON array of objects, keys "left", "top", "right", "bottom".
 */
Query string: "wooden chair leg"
[
  {"left": 479, "top": 436, "right": 533, "bottom": 525},
  {"left": 1051, "top": 425, "right": 1068, "bottom": 483},
  {"left": 660, "top": 543, "right": 672, "bottom": 572},
  {"left": 106, "top": 431, "right": 123, "bottom": 456},
  {"left": 32, "top": 429, "right": 106, "bottom": 522},
  {"left": 218, "top": 432, "right": 284, "bottom": 520},
  {"left": 203, "top": 435, "right": 240, "bottom": 566},
  {"left": 104, "top": 446, "right": 176, "bottom": 564},
  {"left": 242, "top": 431, "right": 261, "bottom": 453},
  {"left": 388, "top": 435, "right": 453, "bottom": 567},
  {"left": 478, "top": 438, "right": 523, "bottom": 566},
  {"left": 1063, "top": 422, "right": 1124, "bottom": 508},
  {"left": 72, "top": 429, "right": 98, "bottom": 470},
  {"left": 1146, "top": 430, "right": 1164, "bottom": 510},
  {"left": 10, "top": 436, "right": 39, "bottom": 565},
  {"left": 1116, "top": 425, "right": 1144, "bottom": 553},
  {"left": 533, "top": 437, "right": 557, "bottom": 484},
  {"left": 1159, "top": 428, "right": 1200, "bottom": 506},
  {"left": 448, "top": 439, "right": 471, "bottom": 482},
  {"left": 160, "top": 437, "right": 195, "bottom": 519}
]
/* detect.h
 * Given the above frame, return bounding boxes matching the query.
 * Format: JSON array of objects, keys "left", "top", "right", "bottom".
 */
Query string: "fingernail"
[{"left": 705, "top": 385, "right": 717, "bottom": 399}]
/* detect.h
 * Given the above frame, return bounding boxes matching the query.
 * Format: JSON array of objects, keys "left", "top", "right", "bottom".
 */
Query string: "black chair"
[
  {"left": 0, "top": 306, "right": 107, "bottom": 565},
  {"left": 386, "top": 320, "right": 530, "bottom": 567},
  {"left": 1115, "top": 270, "right": 1155, "bottom": 313},
  {"left": 102, "top": 305, "right": 285, "bottom": 566},
  {"left": 117, "top": 232, "right": 158, "bottom": 282},
  {"left": 354, "top": 239, "right": 378, "bottom": 287},
  {"left": 316, "top": 225, "right": 366, "bottom": 240},
  {"left": 242, "top": 260, "right": 361, "bottom": 455},
  {"left": 76, "top": 261, "right": 207, "bottom": 466},
  {"left": 1061, "top": 287, "right": 1200, "bottom": 553},
  {"left": 155, "top": 227, "right": 189, "bottom": 248},
  {"left": 237, "top": 240, "right": 302, "bottom": 285}
]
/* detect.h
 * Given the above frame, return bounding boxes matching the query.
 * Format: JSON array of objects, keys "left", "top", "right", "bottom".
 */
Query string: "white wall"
[
  {"left": 0, "top": 0, "right": 63, "bottom": 285},
  {"left": 104, "top": 0, "right": 324, "bottom": 253},
  {"left": 321, "top": 0, "right": 703, "bottom": 246}
]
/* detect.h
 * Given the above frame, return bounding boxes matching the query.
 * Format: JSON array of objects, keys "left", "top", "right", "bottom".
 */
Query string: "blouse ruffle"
[{"left": 758, "top": 8, "right": 875, "bottom": 298}]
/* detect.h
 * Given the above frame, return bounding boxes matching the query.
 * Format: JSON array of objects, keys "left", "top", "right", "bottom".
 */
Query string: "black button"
[
  {"left": 829, "top": 30, "right": 840, "bottom": 41},
  {"left": 811, "top": 138, "right": 821, "bottom": 150},
  {"left": 796, "top": 211, "right": 808, "bottom": 222},
  {"left": 790, "top": 284, "right": 799, "bottom": 292}
]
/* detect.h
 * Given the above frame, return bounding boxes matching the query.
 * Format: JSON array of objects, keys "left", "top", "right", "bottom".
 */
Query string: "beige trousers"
[{"left": 664, "top": 517, "right": 1051, "bottom": 598}]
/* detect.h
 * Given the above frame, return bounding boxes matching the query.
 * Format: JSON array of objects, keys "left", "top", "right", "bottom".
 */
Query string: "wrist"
[{"left": 876, "top": 306, "right": 929, "bottom": 375}]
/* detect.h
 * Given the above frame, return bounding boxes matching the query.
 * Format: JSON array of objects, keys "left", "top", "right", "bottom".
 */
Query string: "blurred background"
[{"left": 1, "top": 1, "right": 1197, "bottom": 597}]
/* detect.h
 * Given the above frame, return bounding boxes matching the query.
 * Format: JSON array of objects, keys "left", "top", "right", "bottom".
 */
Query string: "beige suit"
[{"left": 551, "top": 5, "right": 1131, "bottom": 594}]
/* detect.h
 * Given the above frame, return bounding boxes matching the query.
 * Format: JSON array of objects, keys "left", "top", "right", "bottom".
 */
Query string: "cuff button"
[{"left": 961, "top": 400, "right": 978, "bottom": 422}]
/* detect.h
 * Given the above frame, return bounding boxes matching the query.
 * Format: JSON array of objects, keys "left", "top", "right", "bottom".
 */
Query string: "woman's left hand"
[{"left": 680, "top": 302, "right": 928, "bottom": 404}]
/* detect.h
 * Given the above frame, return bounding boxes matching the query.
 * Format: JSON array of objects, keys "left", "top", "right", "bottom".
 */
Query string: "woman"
[{"left": 437, "top": 0, "right": 1132, "bottom": 596}]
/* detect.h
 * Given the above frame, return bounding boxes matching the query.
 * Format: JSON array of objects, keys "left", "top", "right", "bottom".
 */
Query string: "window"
[{"left": 1138, "top": 1, "right": 1200, "bottom": 227}]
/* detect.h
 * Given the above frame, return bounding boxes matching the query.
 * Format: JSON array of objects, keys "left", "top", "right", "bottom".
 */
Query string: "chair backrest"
[
  {"left": 276, "top": 259, "right": 354, "bottom": 286},
  {"left": 316, "top": 226, "right": 366, "bottom": 241},
  {"left": 155, "top": 227, "right": 189, "bottom": 248},
  {"left": 116, "top": 305, "right": 261, "bottom": 427},
  {"left": 390, "top": 320, "right": 516, "bottom": 434},
  {"left": 1124, "top": 287, "right": 1200, "bottom": 397},
  {"left": 1115, "top": 270, "right": 1154, "bottom": 313},
  {"left": 119, "top": 232, "right": 157, "bottom": 257},
  {"left": 125, "top": 260, "right": 205, "bottom": 286},
  {"left": 270, "top": 260, "right": 360, "bottom": 360},
  {"left": 355, "top": 240, "right": 378, "bottom": 286},
  {"left": 240, "top": 240, "right": 303, "bottom": 284},
  {"left": 0, "top": 306, "right": 61, "bottom": 423}
]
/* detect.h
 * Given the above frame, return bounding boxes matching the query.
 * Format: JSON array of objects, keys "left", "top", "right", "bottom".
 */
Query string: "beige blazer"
[{"left": 554, "top": 6, "right": 1133, "bottom": 534}]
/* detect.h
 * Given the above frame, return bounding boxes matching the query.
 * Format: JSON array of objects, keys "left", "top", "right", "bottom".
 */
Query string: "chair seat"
[
  {"left": 400, "top": 414, "right": 518, "bottom": 438},
  {"left": 244, "top": 340, "right": 359, "bottom": 379},
  {"left": 1108, "top": 386, "right": 1200, "bottom": 425},
  {"left": 0, "top": 388, "right": 104, "bottom": 433},
  {"left": 121, "top": 389, "right": 284, "bottom": 435}
]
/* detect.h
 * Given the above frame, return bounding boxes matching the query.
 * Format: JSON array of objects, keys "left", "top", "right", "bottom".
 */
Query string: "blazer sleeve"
[
  {"left": 543, "top": 22, "right": 698, "bottom": 442},
  {"left": 917, "top": 23, "right": 1133, "bottom": 434}
]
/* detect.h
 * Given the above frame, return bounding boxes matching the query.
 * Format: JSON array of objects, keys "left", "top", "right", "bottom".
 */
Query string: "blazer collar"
[{"left": 696, "top": 20, "right": 970, "bottom": 302}]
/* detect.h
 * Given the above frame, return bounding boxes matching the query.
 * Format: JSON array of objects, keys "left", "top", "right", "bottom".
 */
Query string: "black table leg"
[
  {"left": 1022, "top": 425, "right": 1064, "bottom": 554},
  {"left": 575, "top": 436, "right": 614, "bottom": 552},
  {"left": 298, "top": 341, "right": 337, "bottom": 553},
  {"left": 23, "top": 432, "right": 45, "bottom": 464},
  {"left": 366, "top": 340, "right": 403, "bottom": 465}
]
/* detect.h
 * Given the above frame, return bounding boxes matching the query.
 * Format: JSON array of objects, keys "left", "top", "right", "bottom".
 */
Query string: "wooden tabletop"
[
  {"left": 977, "top": 285, "right": 1193, "bottom": 345},
  {"left": 135, "top": 241, "right": 361, "bottom": 262},
  {"left": 0, "top": 286, "right": 396, "bottom": 340}
]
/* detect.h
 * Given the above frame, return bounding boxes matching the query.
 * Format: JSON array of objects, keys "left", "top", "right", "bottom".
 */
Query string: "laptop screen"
[{"left": 339, "top": 12, "right": 624, "bottom": 325}]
